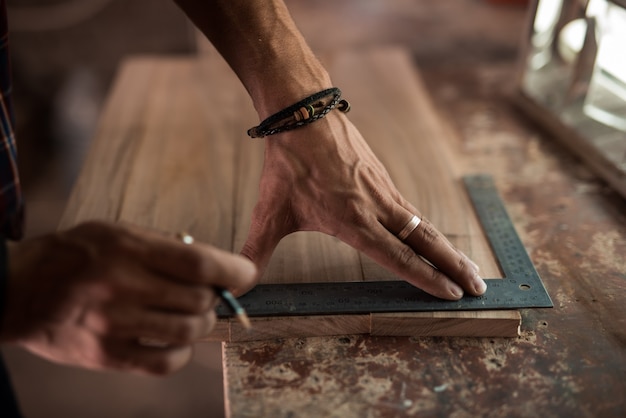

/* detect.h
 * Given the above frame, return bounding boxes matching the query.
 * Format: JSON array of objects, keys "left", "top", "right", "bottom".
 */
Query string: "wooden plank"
[
  {"left": 58, "top": 57, "right": 241, "bottom": 247},
  {"left": 115, "top": 60, "right": 238, "bottom": 244},
  {"left": 371, "top": 311, "right": 521, "bottom": 338},
  {"left": 60, "top": 48, "right": 519, "bottom": 341},
  {"left": 208, "top": 320, "right": 231, "bottom": 342},
  {"left": 58, "top": 59, "right": 160, "bottom": 228},
  {"left": 216, "top": 315, "right": 370, "bottom": 343},
  {"left": 205, "top": 310, "right": 520, "bottom": 342}
]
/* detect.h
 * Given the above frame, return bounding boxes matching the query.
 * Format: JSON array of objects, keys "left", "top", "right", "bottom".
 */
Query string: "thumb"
[
  {"left": 239, "top": 187, "right": 298, "bottom": 288},
  {"left": 239, "top": 215, "right": 286, "bottom": 284}
]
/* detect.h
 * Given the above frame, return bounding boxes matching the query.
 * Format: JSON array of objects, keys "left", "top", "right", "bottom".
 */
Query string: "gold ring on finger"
[{"left": 396, "top": 215, "right": 421, "bottom": 241}]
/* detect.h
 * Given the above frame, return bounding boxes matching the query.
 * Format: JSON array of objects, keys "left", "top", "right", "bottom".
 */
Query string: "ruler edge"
[{"left": 462, "top": 173, "right": 553, "bottom": 307}]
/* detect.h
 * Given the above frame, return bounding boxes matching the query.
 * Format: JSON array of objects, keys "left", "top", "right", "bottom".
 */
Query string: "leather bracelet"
[{"left": 247, "top": 87, "right": 351, "bottom": 138}]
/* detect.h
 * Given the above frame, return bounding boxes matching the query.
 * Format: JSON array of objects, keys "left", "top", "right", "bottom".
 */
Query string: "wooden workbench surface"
[
  {"left": 59, "top": 47, "right": 626, "bottom": 417},
  {"left": 222, "top": 63, "right": 626, "bottom": 416}
]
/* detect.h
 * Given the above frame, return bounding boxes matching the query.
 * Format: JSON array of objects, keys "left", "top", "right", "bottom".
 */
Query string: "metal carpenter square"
[{"left": 216, "top": 174, "right": 552, "bottom": 318}]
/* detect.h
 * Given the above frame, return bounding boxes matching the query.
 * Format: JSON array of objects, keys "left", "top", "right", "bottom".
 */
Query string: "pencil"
[
  {"left": 216, "top": 288, "right": 251, "bottom": 330},
  {"left": 178, "top": 232, "right": 251, "bottom": 330}
]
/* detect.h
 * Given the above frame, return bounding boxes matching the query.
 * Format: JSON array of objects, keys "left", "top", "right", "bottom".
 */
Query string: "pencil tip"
[{"left": 238, "top": 312, "right": 252, "bottom": 331}]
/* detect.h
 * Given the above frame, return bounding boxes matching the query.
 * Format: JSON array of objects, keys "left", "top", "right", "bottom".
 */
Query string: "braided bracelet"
[{"left": 247, "top": 87, "right": 351, "bottom": 138}]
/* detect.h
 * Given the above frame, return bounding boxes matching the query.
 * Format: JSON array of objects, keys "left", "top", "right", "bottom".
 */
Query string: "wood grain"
[
  {"left": 202, "top": 310, "right": 521, "bottom": 342},
  {"left": 60, "top": 47, "right": 519, "bottom": 341},
  {"left": 210, "top": 316, "right": 371, "bottom": 343},
  {"left": 370, "top": 311, "right": 521, "bottom": 338}
]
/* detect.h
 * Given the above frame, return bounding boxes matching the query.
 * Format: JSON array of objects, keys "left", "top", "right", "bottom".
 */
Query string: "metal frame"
[{"left": 514, "top": 0, "right": 626, "bottom": 200}]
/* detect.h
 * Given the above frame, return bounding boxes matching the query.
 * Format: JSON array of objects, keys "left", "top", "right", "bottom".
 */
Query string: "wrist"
[
  {"left": 248, "top": 54, "right": 333, "bottom": 120},
  {"left": 177, "top": 0, "right": 333, "bottom": 119},
  {"left": 263, "top": 110, "right": 351, "bottom": 155},
  {"left": 248, "top": 87, "right": 349, "bottom": 138},
  {"left": 232, "top": 3, "right": 332, "bottom": 118}
]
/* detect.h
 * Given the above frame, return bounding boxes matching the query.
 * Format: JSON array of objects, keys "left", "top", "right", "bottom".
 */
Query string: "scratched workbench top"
[{"left": 223, "top": 64, "right": 626, "bottom": 418}]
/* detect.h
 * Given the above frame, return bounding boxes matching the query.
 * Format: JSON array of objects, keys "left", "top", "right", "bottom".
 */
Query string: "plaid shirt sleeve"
[
  {"left": 0, "top": 0, "right": 24, "bottom": 241},
  {"left": 0, "top": 3, "right": 26, "bottom": 416}
]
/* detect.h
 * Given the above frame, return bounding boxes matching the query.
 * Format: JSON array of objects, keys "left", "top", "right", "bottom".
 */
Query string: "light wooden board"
[
  {"left": 204, "top": 311, "right": 520, "bottom": 342},
  {"left": 60, "top": 47, "right": 520, "bottom": 340}
]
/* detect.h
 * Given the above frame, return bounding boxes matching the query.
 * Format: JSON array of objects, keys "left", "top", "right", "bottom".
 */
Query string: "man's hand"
[
  {"left": 1, "top": 221, "right": 256, "bottom": 375},
  {"left": 241, "top": 112, "right": 486, "bottom": 301},
  {"left": 174, "top": 0, "right": 485, "bottom": 300}
]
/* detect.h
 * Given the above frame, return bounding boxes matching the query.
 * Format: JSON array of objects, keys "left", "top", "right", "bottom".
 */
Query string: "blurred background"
[
  {"left": 3, "top": 0, "right": 527, "bottom": 417},
  {"left": 9, "top": 0, "right": 195, "bottom": 238}
]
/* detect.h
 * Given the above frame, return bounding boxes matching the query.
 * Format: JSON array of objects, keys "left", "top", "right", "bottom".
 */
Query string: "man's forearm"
[{"left": 174, "top": 0, "right": 332, "bottom": 119}]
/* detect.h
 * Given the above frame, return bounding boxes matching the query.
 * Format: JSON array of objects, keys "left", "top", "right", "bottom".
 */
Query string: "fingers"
[
  {"left": 84, "top": 305, "right": 218, "bottom": 345},
  {"left": 343, "top": 205, "right": 484, "bottom": 300},
  {"left": 78, "top": 305, "right": 218, "bottom": 375},
  {"left": 239, "top": 203, "right": 289, "bottom": 284},
  {"left": 403, "top": 217, "right": 485, "bottom": 296},
  {"left": 94, "top": 338, "right": 194, "bottom": 376},
  {"left": 144, "top": 236, "right": 257, "bottom": 291},
  {"left": 346, "top": 222, "right": 466, "bottom": 300},
  {"left": 65, "top": 221, "right": 257, "bottom": 292},
  {"left": 8, "top": 222, "right": 256, "bottom": 376},
  {"left": 142, "top": 278, "right": 218, "bottom": 313},
  {"left": 112, "top": 272, "right": 221, "bottom": 314},
  {"left": 370, "top": 197, "right": 486, "bottom": 300}
]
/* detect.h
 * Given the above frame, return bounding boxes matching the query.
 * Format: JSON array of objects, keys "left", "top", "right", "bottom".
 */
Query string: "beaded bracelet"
[{"left": 247, "top": 87, "right": 351, "bottom": 138}]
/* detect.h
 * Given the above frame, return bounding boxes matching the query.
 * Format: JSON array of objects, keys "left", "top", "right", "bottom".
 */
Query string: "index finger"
[
  {"left": 141, "top": 233, "right": 257, "bottom": 291},
  {"left": 404, "top": 217, "right": 485, "bottom": 296}
]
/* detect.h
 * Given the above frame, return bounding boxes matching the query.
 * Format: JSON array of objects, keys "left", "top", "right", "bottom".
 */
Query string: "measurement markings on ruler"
[{"left": 217, "top": 174, "right": 553, "bottom": 318}]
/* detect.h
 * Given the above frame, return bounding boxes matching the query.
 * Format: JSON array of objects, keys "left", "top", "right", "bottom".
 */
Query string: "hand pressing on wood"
[
  {"left": 0, "top": 221, "right": 256, "bottom": 375},
  {"left": 174, "top": 0, "right": 486, "bottom": 300},
  {"left": 240, "top": 112, "right": 486, "bottom": 300}
]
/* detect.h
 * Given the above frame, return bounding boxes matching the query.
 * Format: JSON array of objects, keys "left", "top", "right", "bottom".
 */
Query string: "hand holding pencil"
[
  {"left": 3, "top": 221, "right": 256, "bottom": 375},
  {"left": 178, "top": 232, "right": 251, "bottom": 330}
]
